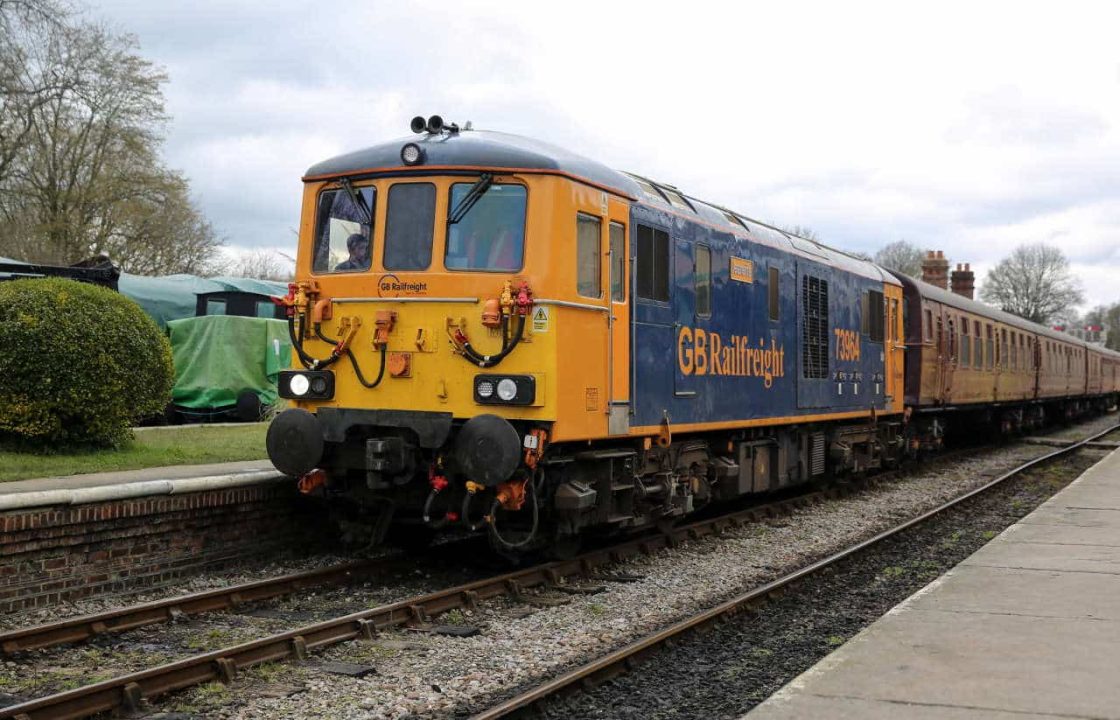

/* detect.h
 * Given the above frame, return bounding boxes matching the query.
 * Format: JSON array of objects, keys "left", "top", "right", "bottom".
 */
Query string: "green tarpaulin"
[
  {"left": 166, "top": 315, "right": 292, "bottom": 409},
  {"left": 119, "top": 273, "right": 288, "bottom": 328}
]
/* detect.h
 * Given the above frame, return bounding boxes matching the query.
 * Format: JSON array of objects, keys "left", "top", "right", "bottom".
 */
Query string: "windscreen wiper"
[
  {"left": 339, "top": 177, "right": 372, "bottom": 225},
  {"left": 448, "top": 172, "right": 494, "bottom": 225}
]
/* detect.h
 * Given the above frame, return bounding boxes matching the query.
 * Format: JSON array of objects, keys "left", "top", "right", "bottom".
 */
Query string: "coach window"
[
  {"left": 312, "top": 185, "right": 375, "bottom": 273},
  {"left": 695, "top": 244, "right": 712, "bottom": 316},
  {"left": 924, "top": 310, "right": 933, "bottom": 342},
  {"left": 967, "top": 320, "right": 976, "bottom": 369},
  {"left": 768, "top": 267, "right": 780, "bottom": 321},
  {"left": 576, "top": 213, "right": 602, "bottom": 299},
  {"left": 636, "top": 224, "right": 670, "bottom": 302},
  {"left": 1000, "top": 329, "right": 1008, "bottom": 369},
  {"left": 446, "top": 183, "right": 526, "bottom": 272},
  {"left": 609, "top": 222, "right": 626, "bottom": 302},
  {"left": 960, "top": 319, "right": 970, "bottom": 368},
  {"left": 985, "top": 325, "right": 994, "bottom": 370},
  {"left": 384, "top": 183, "right": 435, "bottom": 270}
]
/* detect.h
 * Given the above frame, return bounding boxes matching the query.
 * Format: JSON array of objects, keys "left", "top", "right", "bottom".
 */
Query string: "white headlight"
[
  {"left": 289, "top": 374, "right": 310, "bottom": 396},
  {"left": 497, "top": 378, "right": 518, "bottom": 402},
  {"left": 400, "top": 143, "right": 424, "bottom": 165},
  {"left": 477, "top": 380, "right": 495, "bottom": 398}
]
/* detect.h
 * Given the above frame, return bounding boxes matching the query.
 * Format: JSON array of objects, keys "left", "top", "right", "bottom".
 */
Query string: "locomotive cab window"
[
  {"left": 445, "top": 182, "right": 526, "bottom": 272},
  {"left": 695, "top": 244, "right": 711, "bottom": 316},
  {"left": 610, "top": 222, "right": 626, "bottom": 302},
  {"left": 576, "top": 213, "right": 602, "bottom": 299},
  {"left": 862, "top": 290, "right": 885, "bottom": 342},
  {"left": 636, "top": 224, "right": 670, "bottom": 302},
  {"left": 313, "top": 185, "right": 375, "bottom": 273},
  {"left": 384, "top": 182, "right": 436, "bottom": 270}
]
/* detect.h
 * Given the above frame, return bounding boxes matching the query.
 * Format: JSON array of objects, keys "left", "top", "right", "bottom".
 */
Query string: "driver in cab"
[{"left": 335, "top": 233, "right": 370, "bottom": 271}]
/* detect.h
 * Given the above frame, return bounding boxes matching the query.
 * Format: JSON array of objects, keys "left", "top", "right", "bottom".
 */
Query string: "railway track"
[
  {"left": 0, "top": 466, "right": 928, "bottom": 719},
  {"left": 0, "top": 425, "right": 1111, "bottom": 720},
  {"left": 468, "top": 423, "right": 1120, "bottom": 719}
]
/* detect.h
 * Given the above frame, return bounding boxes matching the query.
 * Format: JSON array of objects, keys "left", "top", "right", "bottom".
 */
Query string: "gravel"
[
  {"left": 533, "top": 447, "right": 1108, "bottom": 719},
  {"left": 1, "top": 413, "right": 1114, "bottom": 719}
]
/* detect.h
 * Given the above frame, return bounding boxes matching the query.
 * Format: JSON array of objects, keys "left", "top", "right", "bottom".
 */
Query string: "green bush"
[{"left": 0, "top": 278, "right": 173, "bottom": 449}]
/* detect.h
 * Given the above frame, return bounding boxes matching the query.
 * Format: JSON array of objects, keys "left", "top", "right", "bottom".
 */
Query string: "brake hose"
[
  {"left": 314, "top": 323, "right": 386, "bottom": 388},
  {"left": 289, "top": 315, "right": 340, "bottom": 370},
  {"left": 488, "top": 472, "right": 540, "bottom": 550},
  {"left": 457, "top": 314, "right": 527, "bottom": 368}
]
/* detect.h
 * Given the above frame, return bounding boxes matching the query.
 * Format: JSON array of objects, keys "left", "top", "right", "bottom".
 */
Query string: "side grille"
[
  {"left": 809, "top": 432, "right": 826, "bottom": 475},
  {"left": 801, "top": 275, "right": 829, "bottom": 379}
]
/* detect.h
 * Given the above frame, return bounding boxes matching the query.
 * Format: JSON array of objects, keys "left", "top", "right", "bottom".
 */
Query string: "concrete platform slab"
[
  {"left": 960, "top": 535, "right": 1120, "bottom": 574},
  {"left": 747, "top": 447, "right": 1120, "bottom": 720},
  {"left": 901, "top": 564, "right": 1120, "bottom": 620},
  {"left": 1000, "top": 522, "right": 1120, "bottom": 547},
  {"left": 0, "top": 459, "right": 279, "bottom": 495}
]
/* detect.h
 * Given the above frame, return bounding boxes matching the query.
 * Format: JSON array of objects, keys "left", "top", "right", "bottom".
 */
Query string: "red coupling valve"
[{"left": 515, "top": 281, "right": 534, "bottom": 315}]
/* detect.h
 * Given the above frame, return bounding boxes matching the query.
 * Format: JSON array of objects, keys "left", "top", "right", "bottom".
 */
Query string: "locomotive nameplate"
[{"left": 730, "top": 257, "right": 754, "bottom": 284}]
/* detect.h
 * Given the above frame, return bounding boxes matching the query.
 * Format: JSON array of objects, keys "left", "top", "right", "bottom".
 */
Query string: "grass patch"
[{"left": 0, "top": 423, "right": 269, "bottom": 482}]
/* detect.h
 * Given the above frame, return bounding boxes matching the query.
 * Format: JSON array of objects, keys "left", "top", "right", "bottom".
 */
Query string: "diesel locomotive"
[{"left": 266, "top": 115, "right": 1120, "bottom": 553}]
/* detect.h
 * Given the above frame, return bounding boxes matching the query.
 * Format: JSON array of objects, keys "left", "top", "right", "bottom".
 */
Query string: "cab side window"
[
  {"left": 636, "top": 224, "right": 669, "bottom": 301},
  {"left": 609, "top": 222, "right": 626, "bottom": 302},
  {"left": 576, "top": 213, "right": 602, "bottom": 299}
]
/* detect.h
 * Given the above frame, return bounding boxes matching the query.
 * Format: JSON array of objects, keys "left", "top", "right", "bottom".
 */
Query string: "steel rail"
[
  {"left": 0, "top": 429, "right": 1104, "bottom": 720},
  {"left": 469, "top": 423, "right": 1120, "bottom": 719},
  {"left": 0, "top": 559, "right": 399, "bottom": 655},
  {"left": 0, "top": 481, "right": 875, "bottom": 720}
]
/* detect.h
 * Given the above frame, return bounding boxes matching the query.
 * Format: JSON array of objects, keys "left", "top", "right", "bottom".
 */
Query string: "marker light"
[
  {"left": 289, "top": 374, "right": 310, "bottom": 396},
  {"left": 401, "top": 143, "right": 424, "bottom": 165},
  {"left": 496, "top": 378, "right": 518, "bottom": 402},
  {"left": 476, "top": 380, "right": 495, "bottom": 398}
]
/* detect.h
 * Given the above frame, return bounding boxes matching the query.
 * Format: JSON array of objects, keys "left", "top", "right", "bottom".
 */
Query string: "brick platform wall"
[{"left": 0, "top": 484, "right": 332, "bottom": 612}]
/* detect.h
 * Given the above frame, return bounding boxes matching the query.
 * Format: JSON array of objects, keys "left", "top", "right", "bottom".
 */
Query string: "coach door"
[
  {"left": 607, "top": 205, "right": 630, "bottom": 435},
  {"left": 884, "top": 284, "right": 905, "bottom": 414}
]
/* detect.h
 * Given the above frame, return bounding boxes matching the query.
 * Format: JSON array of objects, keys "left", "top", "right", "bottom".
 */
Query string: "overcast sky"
[{"left": 92, "top": 0, "right": 1120, "bottom": 310}]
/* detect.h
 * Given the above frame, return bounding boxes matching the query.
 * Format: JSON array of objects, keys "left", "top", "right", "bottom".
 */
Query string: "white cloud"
[{"left": 92, "top": 0, "right": 1120, "bottom": 307}]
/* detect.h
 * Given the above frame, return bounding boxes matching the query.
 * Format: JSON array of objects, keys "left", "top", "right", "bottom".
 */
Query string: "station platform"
[
  {"left": 746, "top": 448, "right": 1120, "bottom": 720},
  {"left": 0, "top": 459, "right": 278, "bottom": 496}
]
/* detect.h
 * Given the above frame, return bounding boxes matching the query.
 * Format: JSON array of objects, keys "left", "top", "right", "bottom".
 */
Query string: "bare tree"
[
  {"left": 0, "top": 8, "right": 223, "bottom": 274},
  {"left": 980, "top": 243, "right": 1084, "bottom": 324},
  {"left": 874, "top": 240, "right": 925, "bottom": 278},
  {"left": 781, "top": 224, "right": 819, "bottom": 241},
  {"left": 226, "top": 248, "right": 294, "bottom": 281},
  {"left": 1083, "top": 304, "right": 1120, "bottom": 351},
  {"left": 0, "top": 0, "right": 73, "bottom": 181}
]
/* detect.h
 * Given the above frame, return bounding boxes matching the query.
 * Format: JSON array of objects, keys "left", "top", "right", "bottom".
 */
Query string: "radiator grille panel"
[{"left": 801, "top": 275, "right": 829, "bottom": 379}]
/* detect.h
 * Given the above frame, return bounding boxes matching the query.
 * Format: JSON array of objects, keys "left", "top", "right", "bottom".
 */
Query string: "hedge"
[{"left": 0, "top": 278, "right": 174, "bottom": 449}]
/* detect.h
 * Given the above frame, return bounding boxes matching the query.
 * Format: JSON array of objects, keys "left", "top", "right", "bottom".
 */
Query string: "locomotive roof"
[
  {"left": 304, "top": 129, "right": 892, "bottom": 286},
  {"left": 894, "top": 272, "right": 1120, "bottom": 354}
]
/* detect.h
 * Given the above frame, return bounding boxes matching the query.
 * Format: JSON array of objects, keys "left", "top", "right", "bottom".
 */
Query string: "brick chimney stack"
[
  {"left": 950, "top": 263, "right": 975, "bottom": 300},
  {"left": 921, "top": 250, "right": 949, "bottom": 290}
]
